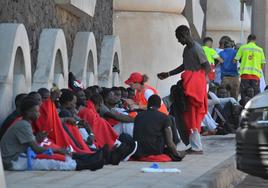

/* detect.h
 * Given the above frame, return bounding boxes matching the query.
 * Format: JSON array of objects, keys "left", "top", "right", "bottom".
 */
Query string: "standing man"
[
  {"left": 219, "top": 40, "right": 239, "bottom": 100},
  {"left": 202, "top": 37, "right": 224, "bottom": 82},
  {"left": 157, "top": 25, "right": 210, "bottom": 154},
  {"left": 234, "top": 34, "right": 266, "bottom": 101},
  {"left": 215, "top": 36, "right": 232, "bottom": 85}
]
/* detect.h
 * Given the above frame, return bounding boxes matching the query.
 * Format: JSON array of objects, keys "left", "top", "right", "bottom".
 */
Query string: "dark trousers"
[{"left": 240, "top": 79, "right": 260, "bottom": 101}]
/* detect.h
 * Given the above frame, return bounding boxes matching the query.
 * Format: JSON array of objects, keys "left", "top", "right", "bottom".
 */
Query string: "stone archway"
[
  {"left": 0, "top": 24, "right": 31, "bottom": 123},
  {"left": 32, "top": 29, "right": 68, "bottom": 90},
  {"left": 70, "top": 32, "right": 98, "bottom": 87},
  {"left": 98, "top": 36, "right": 122, "bottom": 87}
]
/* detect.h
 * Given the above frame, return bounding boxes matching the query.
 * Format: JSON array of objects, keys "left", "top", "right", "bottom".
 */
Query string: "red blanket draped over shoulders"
[
  {"left": 64, "top": 122, "right": 91, "bottom": 152},
  {"left": 78, "top": 100, "right": 118, "bottom": 149},
  {"left": 32, "top": 98, "right": 93, "bottom": 154}
]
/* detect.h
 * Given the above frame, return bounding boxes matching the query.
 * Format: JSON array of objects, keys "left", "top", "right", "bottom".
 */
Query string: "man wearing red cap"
[
  {"left": 158, "top": 25, "right": 210, "bottom": 154},
  {"left": 125, "top": 73, "right": 168, "bottom": 115}
]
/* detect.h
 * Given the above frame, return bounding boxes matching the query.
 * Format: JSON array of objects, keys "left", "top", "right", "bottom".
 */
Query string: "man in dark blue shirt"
[{"left": 219, "top": 40, "right": 239, "bottom": 100}]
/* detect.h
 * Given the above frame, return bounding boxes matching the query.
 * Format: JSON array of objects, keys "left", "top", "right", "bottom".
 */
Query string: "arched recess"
[
  {"left": 70, "top": 32, "right": 98, "bottom": 87},
  {"left": 32, "top": 29, "right": 68, "bottom": 90},
  {"left": 98, "top": 36, "right": 123, "bottom": 87},
  {"left": 0, "top": 24, "right": 31, "bottom": 123}
]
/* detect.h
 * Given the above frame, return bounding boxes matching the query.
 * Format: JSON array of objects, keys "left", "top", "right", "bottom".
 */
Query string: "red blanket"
[
  {"left": 137, "top": 154, "right": 172, "bottom": 162},
  {"left": 106, "top": 118, "right": 120, "bottom": 127},
  {"left": 36, "top": 142, "right": 65, "bottom": 161},
  {"left": 181, "top": 70, "right": 208, "bottom": 134},
  {"left": 64, "top": 123, "right": 91, "bottom": 151},
  {"left": 78, "top": 101, "right": 118, "bottom": 149},
  {"left": 32, "top": 99, "right": 93, "bottom": 154}
]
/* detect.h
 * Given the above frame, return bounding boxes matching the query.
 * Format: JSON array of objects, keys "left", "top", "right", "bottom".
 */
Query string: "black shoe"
[
  {"left": 109, "top": 143, "right": 127, "bottom": 165},
  {"left": 118, "top": 133, "right": 138, "bottom": 161},
  {"left": 76, "top": 150, "right": 104, "bottom": 171},
  {"left": 100, "top": 144, "right": 111, "bottom": 165},
  {"left": 72, "top": 144, "right": 108, "bottom": 161},
  {"left": 122, "top": 141, "right": 137, "bottom": 161},
  {"left": 109, "top": 141, "right": 137, "bottom": 165}
]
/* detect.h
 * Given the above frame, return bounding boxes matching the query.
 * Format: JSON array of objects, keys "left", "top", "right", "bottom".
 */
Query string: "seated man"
[
  {"left": 0, "top": 93, "right": 27, "bottom": 141},
  {"left": 31, "top": 89, "right": 93, "bottom": 155},
  {"left": 0, "top": 97, "right": 105, "bottom": 171},
  {"left": 127, "top": 87, "right": 135, "bottom": 100},
  {"left": 78, "top": 94, "right": 137, "bottom": 164},
  {"left": 59, "top": 89, "right": 95, "bottom": 149},
  {"left": 208, "top": 86, "right": 242, "bottom": 133},
  {"left": 119, "top": 87, "right": 129, "bottom": 100},
  {"left": 27, "top": 91, "right": 42, "bottom": 106},
  {"left": 37, "top": 88, "right": 51, "bottom": 101},
  {"left": 100, "top": 89, "right": 135, "bottom": 136},
  {"left": 133, "top": 95, "right": 185, "bottom": 160},
  {"left": 201, "top": 112, "right": 218, "bottom": 136}
]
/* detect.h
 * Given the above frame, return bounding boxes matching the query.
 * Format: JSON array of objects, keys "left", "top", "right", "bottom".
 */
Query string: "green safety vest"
[
  {"left": 235, "top": 42, "right": 266, "bottom": 78},
  {"left": 202, "top": 46, "right": 219, "bottom": 65}
]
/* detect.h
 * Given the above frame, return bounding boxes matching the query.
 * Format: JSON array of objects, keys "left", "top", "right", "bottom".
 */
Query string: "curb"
[{"left": 184, "top": 155, "right": 246, "bottom": 188}]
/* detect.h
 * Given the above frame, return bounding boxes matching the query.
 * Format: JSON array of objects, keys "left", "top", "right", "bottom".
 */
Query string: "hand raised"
[{"left": 157, "top": 72, "right": 169, "bottom": 80}]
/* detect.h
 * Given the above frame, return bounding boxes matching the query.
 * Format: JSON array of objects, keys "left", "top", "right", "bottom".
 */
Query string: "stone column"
[
  {"left": 252, "top": 0, "right": 268, "bottom": 82},
  {"left": 206, "top": 0, "right": 251, "bottom": 46},
  {"left": 113, "top": 0, "right": 188, "bottom": 96}
]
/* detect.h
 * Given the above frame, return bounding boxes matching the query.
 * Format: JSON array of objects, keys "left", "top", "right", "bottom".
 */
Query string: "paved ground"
[
  {"left": 4, "top": 135, "right": 236, "bottom": 188},
  {"left": 234, "top": 175, "right": 268, "bottom": 188}
]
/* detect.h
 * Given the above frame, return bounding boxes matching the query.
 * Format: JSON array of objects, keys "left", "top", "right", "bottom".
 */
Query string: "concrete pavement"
[{"left": 4, "top": 135, "right": 239, "bottom": 188}]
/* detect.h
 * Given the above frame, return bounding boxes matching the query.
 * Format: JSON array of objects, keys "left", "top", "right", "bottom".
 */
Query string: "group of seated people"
[
  {"left": 0, "top": 72, "right": 186, "bottom": 171},
  {"left": 2, "top": 69, "right": 259, "bottom": 171},
  {"left": 163, "top": 81, "right": 246, "bottom": 138}
]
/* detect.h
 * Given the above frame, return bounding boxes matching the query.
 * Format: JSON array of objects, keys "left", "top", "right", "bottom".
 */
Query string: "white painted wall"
[
  {"left": 114, "top": 1, "right": 188, "bottom": 96},
  {"left": 206, "top": 0, "right": 251, "bottom": 46}
]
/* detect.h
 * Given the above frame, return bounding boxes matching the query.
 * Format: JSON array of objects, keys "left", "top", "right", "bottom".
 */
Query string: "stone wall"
[{"left": 0, "top": 0, "right": 113, "bottom": 72}]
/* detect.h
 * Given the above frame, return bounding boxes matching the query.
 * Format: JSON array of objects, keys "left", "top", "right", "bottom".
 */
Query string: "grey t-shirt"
[
  {"left": 183, "top": 41, "right": 209, "bottom": 71},
  {"left": 0, "top": 120, "right": 35, "bottom": 166}
]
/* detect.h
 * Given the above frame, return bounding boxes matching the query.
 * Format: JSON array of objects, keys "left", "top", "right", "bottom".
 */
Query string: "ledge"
[
  {"left": 114, "top": 0, "right": 186, "bottom": 14},
  {"left": 55, "top": 0, "right": 96, "bottom": 17}
]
